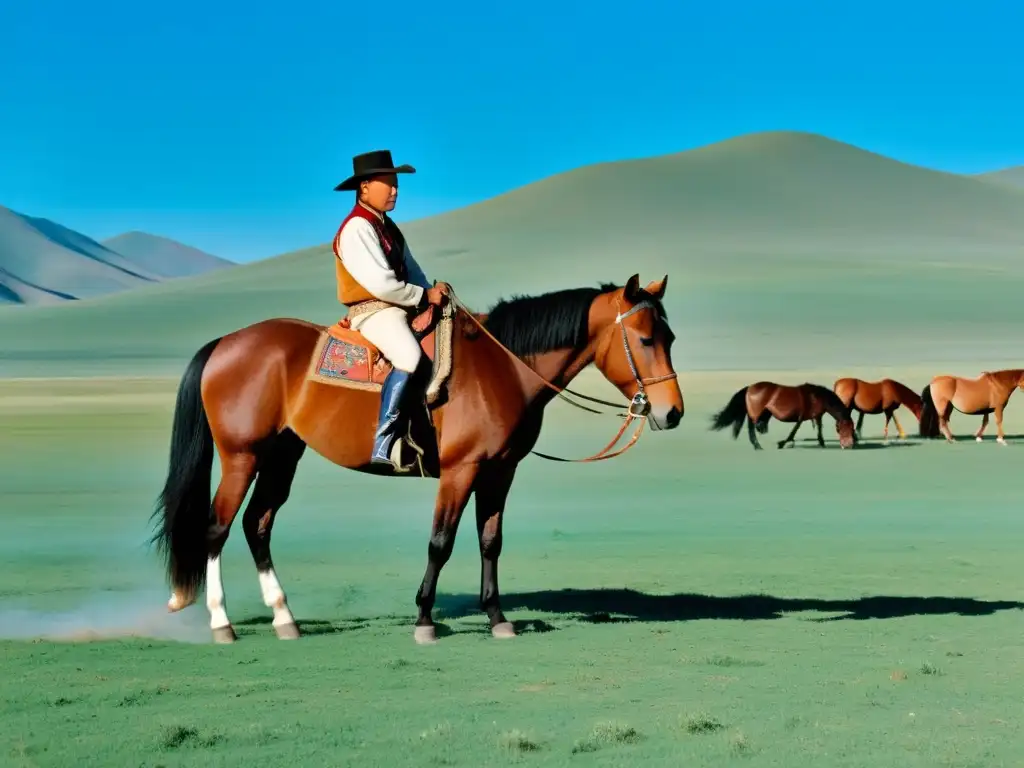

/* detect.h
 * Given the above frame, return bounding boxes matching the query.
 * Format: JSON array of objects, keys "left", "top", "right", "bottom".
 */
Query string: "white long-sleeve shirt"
[{"left": 337, "top": 217, "right": 430, "bottom": 307}]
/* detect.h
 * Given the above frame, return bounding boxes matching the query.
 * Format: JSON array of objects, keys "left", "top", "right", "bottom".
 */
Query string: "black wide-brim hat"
[{"left": 334, "top": 149, "right": 416, "bottom": 191}]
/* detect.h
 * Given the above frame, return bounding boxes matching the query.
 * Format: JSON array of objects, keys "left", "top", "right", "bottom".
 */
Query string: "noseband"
[{"left": 614, "top": 298, "right": 679, "bottom": 419}]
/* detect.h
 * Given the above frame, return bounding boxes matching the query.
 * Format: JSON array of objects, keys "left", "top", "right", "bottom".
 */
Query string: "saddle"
[{"left": 308, "top": 301, "right": 455, "bottom": 406}]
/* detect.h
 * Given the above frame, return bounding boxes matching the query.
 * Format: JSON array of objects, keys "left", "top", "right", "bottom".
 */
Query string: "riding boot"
[{"left": 371, "top": 369, "right": 413, "bottom": 467}]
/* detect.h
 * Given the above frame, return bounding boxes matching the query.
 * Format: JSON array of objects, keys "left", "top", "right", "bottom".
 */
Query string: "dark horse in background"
[
  {"left": 151, "top": 274, "right": 684, "bottom": 644},
  {"left": 709, "top": 381, "right": 856, "bottom": 450}
]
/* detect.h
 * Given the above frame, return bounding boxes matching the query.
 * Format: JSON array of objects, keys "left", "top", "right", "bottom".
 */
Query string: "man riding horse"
[{"left": 332, "top": 150, "right": 450, "bottom": 469}]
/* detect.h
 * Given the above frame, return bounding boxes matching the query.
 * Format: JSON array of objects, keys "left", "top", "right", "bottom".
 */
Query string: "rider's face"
[{"left": 360, "top": 174, "right": 399, "bottom": 212}]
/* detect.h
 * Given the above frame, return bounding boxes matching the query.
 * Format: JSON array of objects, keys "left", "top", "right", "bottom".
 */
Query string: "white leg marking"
[
  {"left": 206, "top": 555, "right": 230, "bottom": 630},
  {"left": 259, "top": 567, "right": 296, "bottom": 627}
]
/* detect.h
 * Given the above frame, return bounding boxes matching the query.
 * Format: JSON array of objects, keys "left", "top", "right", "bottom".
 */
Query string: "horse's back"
[{"left": 206, "top": 317, "right": 325, "bottom": 394}]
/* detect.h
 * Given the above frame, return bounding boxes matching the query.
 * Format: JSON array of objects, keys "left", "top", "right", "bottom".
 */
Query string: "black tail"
[
  {"left": 918, "top": 384, "right": 940, "bottom": 438},
  {"left": 709, "top": 386, "right": 749, "bottom": 439},
  {"left": 150, "top": 337, "right": 221, "bottom": 598}
]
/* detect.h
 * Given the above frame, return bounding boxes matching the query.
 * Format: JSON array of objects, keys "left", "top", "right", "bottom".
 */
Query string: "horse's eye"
[{"left": 640, "top": 337, "right": 654, "bottom": 347}]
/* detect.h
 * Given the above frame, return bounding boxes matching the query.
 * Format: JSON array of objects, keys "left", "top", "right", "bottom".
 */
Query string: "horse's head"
[
  {"left": 835, "top": 413, "right": 856, "bottom": 449},
  {"left": 808, "top": 385, "right": 856, "bottom": 449},
  {"left": 594, "top": 274, "right": 684, "bottom": 431}
]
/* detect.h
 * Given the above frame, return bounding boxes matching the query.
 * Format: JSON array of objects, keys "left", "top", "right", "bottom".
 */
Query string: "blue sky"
[{"left": 1, "top": 0, "right": 1021, "bottom": 263}]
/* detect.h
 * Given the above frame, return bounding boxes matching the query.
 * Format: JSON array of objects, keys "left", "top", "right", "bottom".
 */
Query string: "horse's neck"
[
  {"left": 991, "top": 369, "right": 1024, "bottom": 390},
  {"left": 892, "top": 381, "right": 922, "bottom": 415},
  {"left": 516, "top": 346, "right": 596, "bottom": 406},
  {"left": 818, "top": 395, "right": 845, "bottom": 421}
]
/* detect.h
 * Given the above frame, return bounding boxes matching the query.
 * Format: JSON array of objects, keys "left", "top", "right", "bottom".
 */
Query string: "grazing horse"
[
  {"left": 710, "top": 381, "right": 856, "bottom": 450},
  {"left": 833, "top": 377, "right": 922, "bottom": 441},
  {"left": 151, "top": 274, "right": 684, "bottom": 645},
  {"left": 918, "top": 369, "right": 1024, "bottom": 444}
]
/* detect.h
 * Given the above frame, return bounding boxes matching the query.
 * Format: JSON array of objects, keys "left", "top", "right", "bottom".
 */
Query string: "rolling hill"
[
  {"left": 2, "top": 130, "right": 1024, "bottom": 377},
  {"left": 100, "top": 232, "right": 233, "bottom": 278},
  {"left": 0, "top": 207, "right": 232, "bottom": 306},
  {"left": 976, "top": 166, "right": 1024, "bottom": 189}
]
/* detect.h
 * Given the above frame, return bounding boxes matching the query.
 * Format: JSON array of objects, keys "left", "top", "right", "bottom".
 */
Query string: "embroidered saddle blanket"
[{"left": 306, "top": 301, "right": 454, "bottom": 406}]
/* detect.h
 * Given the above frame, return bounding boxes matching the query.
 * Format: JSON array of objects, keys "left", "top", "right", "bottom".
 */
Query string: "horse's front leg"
[
  {"left": 413, "top": 462, "right": 478, "bottom": 644},
  {"left": 815, "top": 416, "right": 825, "bottom": 447},
  {"left": 473, "top": 461, "right": 518, "bottom": 639},
  {"left": 888, "top": 408, "right": 906, "bottom": 441},
  {"left": 778, "top": 420, "right": 802, "bottom": 449},
  {"left": 992, "top": 405, "right": 1007, "bottom": 445},
  {"left": 974, "top": 412, "right": 990, "bottom": 442}
]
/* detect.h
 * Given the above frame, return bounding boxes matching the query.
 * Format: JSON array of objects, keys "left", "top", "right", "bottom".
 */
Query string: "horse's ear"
[
  {"left": 644, "top": 275, "right": 668, "bottom": 299},
  {"left": 624, "top": 274, "right": 641, "bottom": 300}
]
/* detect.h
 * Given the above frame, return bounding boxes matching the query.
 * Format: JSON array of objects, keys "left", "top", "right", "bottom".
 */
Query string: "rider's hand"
[
  {"left": 426, "top": 286, "right": 445, "bottom": 306},
  {"left": 426, "top": 282, "right": 451, "bottom": 306}
]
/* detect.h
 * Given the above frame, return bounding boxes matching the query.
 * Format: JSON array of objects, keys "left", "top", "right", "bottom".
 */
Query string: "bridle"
[
  {"left": 613, "top": 297, "right": 679, "bottom": 421},
  {"left": 448, "top": 290, "right": 678, "bottom": 463}
]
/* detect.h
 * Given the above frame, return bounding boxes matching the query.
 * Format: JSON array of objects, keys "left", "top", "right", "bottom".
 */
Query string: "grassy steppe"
[{"left": 2, "top": 373, "right": 1022, "bottom": 767}]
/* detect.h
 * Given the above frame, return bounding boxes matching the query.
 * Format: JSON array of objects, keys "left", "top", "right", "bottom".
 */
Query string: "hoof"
[
  {"left": 977, "top": 436, "right": 984, "bottom": 442},
  {"left": 167, "top": 592, "right": 195, "bottom": 612},
  {"left": 414, "top": 625, "right": 437, "bottom": 645},
  {"left": 491, "top": 621, "right": 516, "bottom": 639},
  {"left": 997, "top": 438, "right": 1008, "bottom": 446},
  {"left": 211, "top": 625, "right": 237, "bottom": 644},
  {"left": 274, "top": 622, "right": 301, "bottom": 640}
]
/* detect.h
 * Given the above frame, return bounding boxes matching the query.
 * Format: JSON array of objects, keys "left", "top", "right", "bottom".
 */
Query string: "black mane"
[
  {"left": 482, "top": 282, "right": 621, "bottom": 358},
  {"left": 803, "top": 382, "right": 850, "bottom": 417}
]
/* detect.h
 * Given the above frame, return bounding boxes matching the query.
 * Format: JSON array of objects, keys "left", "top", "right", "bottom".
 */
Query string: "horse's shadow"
[
  {"left": 794, "top": 437, "right": 918, "bottom": 450},
  {"left": 435, "top": 588, "right": 1024, "bottom": 624},
  {"left": 230, "top": 590, "right": 1023, "bottom": 638},
  {"left": 232, "top": 614, "right": 557, "bottom": 638}
]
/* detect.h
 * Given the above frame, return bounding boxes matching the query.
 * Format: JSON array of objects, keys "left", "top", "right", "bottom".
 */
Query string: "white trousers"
[{"left": 350, "top": 306, "right": 423, "bottom": 373}]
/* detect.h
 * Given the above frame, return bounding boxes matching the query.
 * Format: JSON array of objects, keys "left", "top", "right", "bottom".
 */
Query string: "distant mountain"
[
  {"left": 975, "top": 166, "right": 1024, "bottom": 189},
  {"left": 3, "top": 131, "right": 1024, "bottom": 376},
  {"left": 101, "top": 231, "right": 233, "bottom": 279},
  {"left": 0, "top": 207, "right": 232, "bottom": 306}
]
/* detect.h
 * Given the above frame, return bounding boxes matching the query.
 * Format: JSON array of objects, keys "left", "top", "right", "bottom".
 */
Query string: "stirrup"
[{"left": 388, "top": 436, "right": 424, "bottom": 474}]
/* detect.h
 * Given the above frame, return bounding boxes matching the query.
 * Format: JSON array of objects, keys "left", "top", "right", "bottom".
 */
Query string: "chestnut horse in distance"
[
  {"left": 151, "top": 274, "right": 684, "bottom": 645},
  {"left": 832, "top": 377, "right": 922, "bottom": 441},
  {"left": 710, "top": 381, "right": 856, "bottom": 450},
  {"left": 919, "top": 369, "right": 1024, "bottom": 444}
]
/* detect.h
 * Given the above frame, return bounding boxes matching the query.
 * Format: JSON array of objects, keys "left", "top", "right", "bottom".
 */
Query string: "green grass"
[{"left": 2, "top": 373, "right": 1024, "bottom": 767}]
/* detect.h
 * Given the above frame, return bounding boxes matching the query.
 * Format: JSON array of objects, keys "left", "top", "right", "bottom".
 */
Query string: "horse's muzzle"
[{"left": 649, "top": 404, "right": 682, "bottom": 431}]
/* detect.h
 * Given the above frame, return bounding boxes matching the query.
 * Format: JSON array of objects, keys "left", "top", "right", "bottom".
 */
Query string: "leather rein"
[{"left": 448, "top": 290, "right": 677, "bottom": 463}]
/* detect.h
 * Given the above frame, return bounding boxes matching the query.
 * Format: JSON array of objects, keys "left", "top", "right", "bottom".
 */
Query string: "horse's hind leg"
[
  {"left": 205, "top": 451, "right": 259, "bottom": 643},
  {"left": 934, "top": 396, "right": 956, "bottom": 443},
  {"left": 747, "top": 414, "right": 763, "bottom": 450},
  {"left": 241, "top": 430, "right": 307, "bottom": 640}
]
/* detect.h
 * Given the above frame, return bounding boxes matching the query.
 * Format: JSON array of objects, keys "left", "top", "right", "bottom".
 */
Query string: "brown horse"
[
  {"left": 918, "top": 369, "right": 1024, "bottom": 444},
  {"left": 710, "top": 381, "right": 856, "bottom": 450},
  {"left": 150, "top": 274, "right": 684, "bottom": 644},
  {"left": 833, "top": 377, "right": 922, "bottom": 441}
]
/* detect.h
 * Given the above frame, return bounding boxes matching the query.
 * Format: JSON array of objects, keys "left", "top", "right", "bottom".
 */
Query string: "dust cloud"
[{"left": 0, "top": 588, "right": 211, "bottom": 643}]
